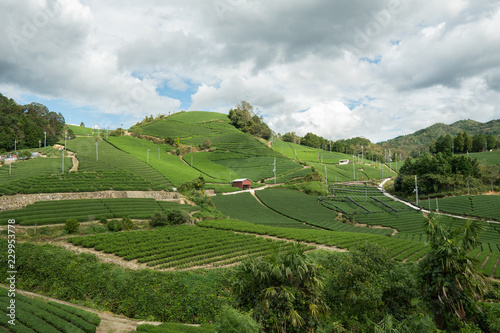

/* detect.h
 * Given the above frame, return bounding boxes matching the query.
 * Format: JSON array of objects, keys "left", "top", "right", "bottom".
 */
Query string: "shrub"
[
  {"left": 202, "top": 138, "right": 212, "bottom": 149},
  {"left": 107, "top": 219, "right": 122, "bottom": 232},
  {"left": 122, "top": 216, "right": 133, "bottom": 231},
  {"left": 214, "top": 305, "right": 262, "bottom": 333},
  {"left": 86, "top": 225, "right": 107, "bottom": 234},
  {"left": 167, "top": 209, "right": 191, "bottom": 225},
  {"left": 64, "top": 218, "right": 80, "bottom": 234},
  {"left": 150, "top": 212, "right": 169, "bottom": 228},
  {"left": 99, "top": 217, "right": 108, "bottom": 225}
]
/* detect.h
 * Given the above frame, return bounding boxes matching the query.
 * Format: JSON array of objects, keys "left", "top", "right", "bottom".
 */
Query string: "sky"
[{"left": 1, "top": 0, "right": 500, "bottom": 142}]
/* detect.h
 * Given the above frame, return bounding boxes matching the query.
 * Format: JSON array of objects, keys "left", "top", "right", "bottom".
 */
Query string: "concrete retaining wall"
[{"left": 0, "top": 191, "right": 180, "bottom": 211}]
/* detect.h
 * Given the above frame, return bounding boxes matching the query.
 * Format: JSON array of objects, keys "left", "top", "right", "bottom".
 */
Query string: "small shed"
[
  {"left": 232, "top": 178, "right": 252, "bottom": 190},
  {"left": 338, "top": 159, "right": 350, "bottom": 165}
]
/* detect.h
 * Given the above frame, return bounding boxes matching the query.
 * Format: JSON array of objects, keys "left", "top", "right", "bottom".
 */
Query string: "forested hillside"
[
  {"left": 381, "top": 119, "right": 500, "bottom": 153},
  {"left": 0, "top": 93, "right": 65, "bottom": 152}
]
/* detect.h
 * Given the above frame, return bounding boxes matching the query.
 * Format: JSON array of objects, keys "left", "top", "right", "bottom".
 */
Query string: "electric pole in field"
[
  {"left": 325, "top": 165, "right": 328, "bottom": 195},
  {"left": 62, "top": 146, "right": 64, "bottom": 173},
  {"left": 352, "top": 155, "right": 355, "bottom": 181},
  {"left": 147, "top": 149, "right": 150, "bottom": 164},
  {"left": 273, "top": 158, "right": 276, "bottom": 184},
  {"left": 414, "top": 175, "right": 419, "bottom": 206}
]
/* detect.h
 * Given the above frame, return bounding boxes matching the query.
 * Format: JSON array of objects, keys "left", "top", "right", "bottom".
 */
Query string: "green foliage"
[
  {"left": 64, "top": 218, "right": 80, "bottom": 234},
  {"left": 213, "top": 305, "right": 262, "bottom": 333},
  {"left": 66, "top": 137, "right": 172, "bottom": 188},
  {"left": 256, "top": 188, "right": 393, "bottom": 235},
  {"left": 0, "top": 198, "right": 198, "bottom": 226},
  {"left": 137, "top": 322, "right": 214, "bottom": 332},
  {"left": 381, "top": 119, "right": 500, "bottom": 152},
  {"left": 122, "top": 216, "right": 133, "bottom": 230},
  {"left": 106, "top": 219, "right": 122, "bottom": 232},
  {"left": 228, "top": 101, "right": 272, "bottom": 140},
  {"left": 0, "top": 93, "right": 65, "bottom": 152},
  {"left": 0, "top": 287, "right": 100, "bottom": 333},
  {"left": 419, "top": 215, "right": 491, "bottom": 330},
  {"left": 213, "top": 192, "right": 312, "bottom": 229},
  {"left": 0, "top": 241, "right": 232, "bottom": 324},
  {"left": 150, "top": 211, "right": 169, "bottom": 228},
  {"left": 321, "top": 242, "right": 420, "bottom": 330},
  {"left": 202, "top": 138, "right": 212, "bottom": 149},
  {"left": 167, "top": 209, "right": 191, "bottom": 225},
  {"left": 69, "top": 225, "right": 309, "bottom": 270},
  {"left": 232, "top": 244, "right": 328, "bottom": 332}
]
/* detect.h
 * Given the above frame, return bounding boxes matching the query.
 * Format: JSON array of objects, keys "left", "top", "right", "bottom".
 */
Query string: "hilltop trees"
[{"left": 228, "top": 101, "right": 273, "bottom": 140}]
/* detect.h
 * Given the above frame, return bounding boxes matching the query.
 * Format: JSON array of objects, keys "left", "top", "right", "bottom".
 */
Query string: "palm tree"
[
  {"left": 232, "top": 243, "right": 329, "bottom": 333},
  {"left": 419, "top": 214, "right": 490, "bottom": 329}
]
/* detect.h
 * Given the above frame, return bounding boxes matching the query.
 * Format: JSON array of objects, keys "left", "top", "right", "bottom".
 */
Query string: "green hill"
[
  {"left": 381, "top": 119, "right": 500, "bottom": 151},
  {"left": 131, "top": 111, "right": 303, "bottom": 184}
]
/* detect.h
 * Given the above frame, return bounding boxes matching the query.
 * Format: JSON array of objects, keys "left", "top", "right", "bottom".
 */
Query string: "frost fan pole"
[
  {"left": 325, "top": 165, "right": 328, "bottom": 195},
  {"left": 414, "top": 175, "right": 419, "bottom": 206},
  {"left": 273, "top": 158, "right": 276, "bottom": 185}
]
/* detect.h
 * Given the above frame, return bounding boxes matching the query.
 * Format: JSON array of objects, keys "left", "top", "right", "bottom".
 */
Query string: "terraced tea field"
[
  {"left": 255, "top": 188, "right": 393, "bottom": 235},
  {"left": 419, "top": 195, "right": 500, "bottom": 221},
  {"left": 135, "top": 112, "right": 303, "bottom": 183},
  {"left": 69, "top": 225, "right": 314, "bottom": 270},
  {"left": 469, "top": 150, "right": 500, "bottom": 166},
  {"left": 213, "top": 192, "right": 313, "bottom": 229},
  {"left": 0, "top": 198, "right": 197, "bottom": 226},
  {"left": 66, "top": 137, "right": 172, "bottom": 188},
  {"left": 0, "top": 287, "right": 100, "bottom": 332}
]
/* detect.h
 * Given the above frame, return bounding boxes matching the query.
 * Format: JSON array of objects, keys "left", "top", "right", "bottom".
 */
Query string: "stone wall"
[{"left": 0, "top": 191, "right": 180, "bottom": 211}]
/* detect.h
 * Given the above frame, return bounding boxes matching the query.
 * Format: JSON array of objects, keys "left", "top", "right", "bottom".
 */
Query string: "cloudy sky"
[{"left": 1, "top": 0, "right": 500, "bottom": 142}]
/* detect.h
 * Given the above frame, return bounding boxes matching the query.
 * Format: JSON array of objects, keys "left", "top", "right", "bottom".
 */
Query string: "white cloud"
[{"left": 0, "top": 0, "right": 499, "bottom": 141}]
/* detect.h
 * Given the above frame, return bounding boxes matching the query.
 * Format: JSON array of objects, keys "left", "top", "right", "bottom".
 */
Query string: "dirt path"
[
  {"left": 0, "top": 284, "right": 162, "bottom": 333},
  {"left": 66, "top": 150, "right": 79, "bottom": 172},
  {"left": 50, "top": 225, "right": 347, "bottom": 273}
]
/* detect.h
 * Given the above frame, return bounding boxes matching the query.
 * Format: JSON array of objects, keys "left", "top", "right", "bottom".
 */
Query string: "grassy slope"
[
  {"left": 134, "top": 112, "right": 303, "bottom": 183},
  {"left": 272, "top": 140, "right": 396, "bottom": 181},
  {"left": 66, "top": 137, "right": 172, "bottom": 188}
]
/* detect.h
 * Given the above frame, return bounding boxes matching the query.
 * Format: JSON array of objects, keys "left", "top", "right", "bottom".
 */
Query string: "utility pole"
[
  {"left": 62, "top": 146, "right": 64, "bottom": 173},
  {"left": 14, "top": 139, "right": 16, "bottom": 152},
  {"left": 361, "top": 145, "right": 363, "bottom": 164},
  {"left": 39, "top": 140, "right": 41, "bottom": 148},
  {"left": 325, "top": 165, "right": 328, "bottom": 195},
  {"left": 414, "top": 175, "right": 419, "bottom": 206},
  {"left": 44, "top": 132, "right": 46, "bottom": 147},
  {"left": 352, "top": 155, "right": 355, "bottom": 181},
  {"left": 96, "top": 139, "right": 98, "bottom": 161},
  {"left": 273, "top": 158, "right": 277, "bottom": 184},
  {"left": 147, "top": 149, "right": 150, "bottom": 164},
  {"left": 436, "top": 197, "right": 439, "bottom": 212}
]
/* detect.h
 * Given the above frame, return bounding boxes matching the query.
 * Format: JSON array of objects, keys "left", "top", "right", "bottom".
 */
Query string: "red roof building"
[{"left": 232, "top": 178, "right": 252, "bottom": 190}]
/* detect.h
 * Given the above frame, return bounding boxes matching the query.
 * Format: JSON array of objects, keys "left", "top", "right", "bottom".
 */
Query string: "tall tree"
[
  {"left": 232, "top": 244, "right": 328, "bottom": 332},
  {"left": 419, "top": 215, "right": 490, "bottom": 330},
  {"left": 454, "top": 132, "right": 465, "bottom": 153}
]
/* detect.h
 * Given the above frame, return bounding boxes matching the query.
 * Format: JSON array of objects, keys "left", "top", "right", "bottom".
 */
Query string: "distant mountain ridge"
[{"left": 380, "top": 119, "right": 500, "bottom": 150}]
